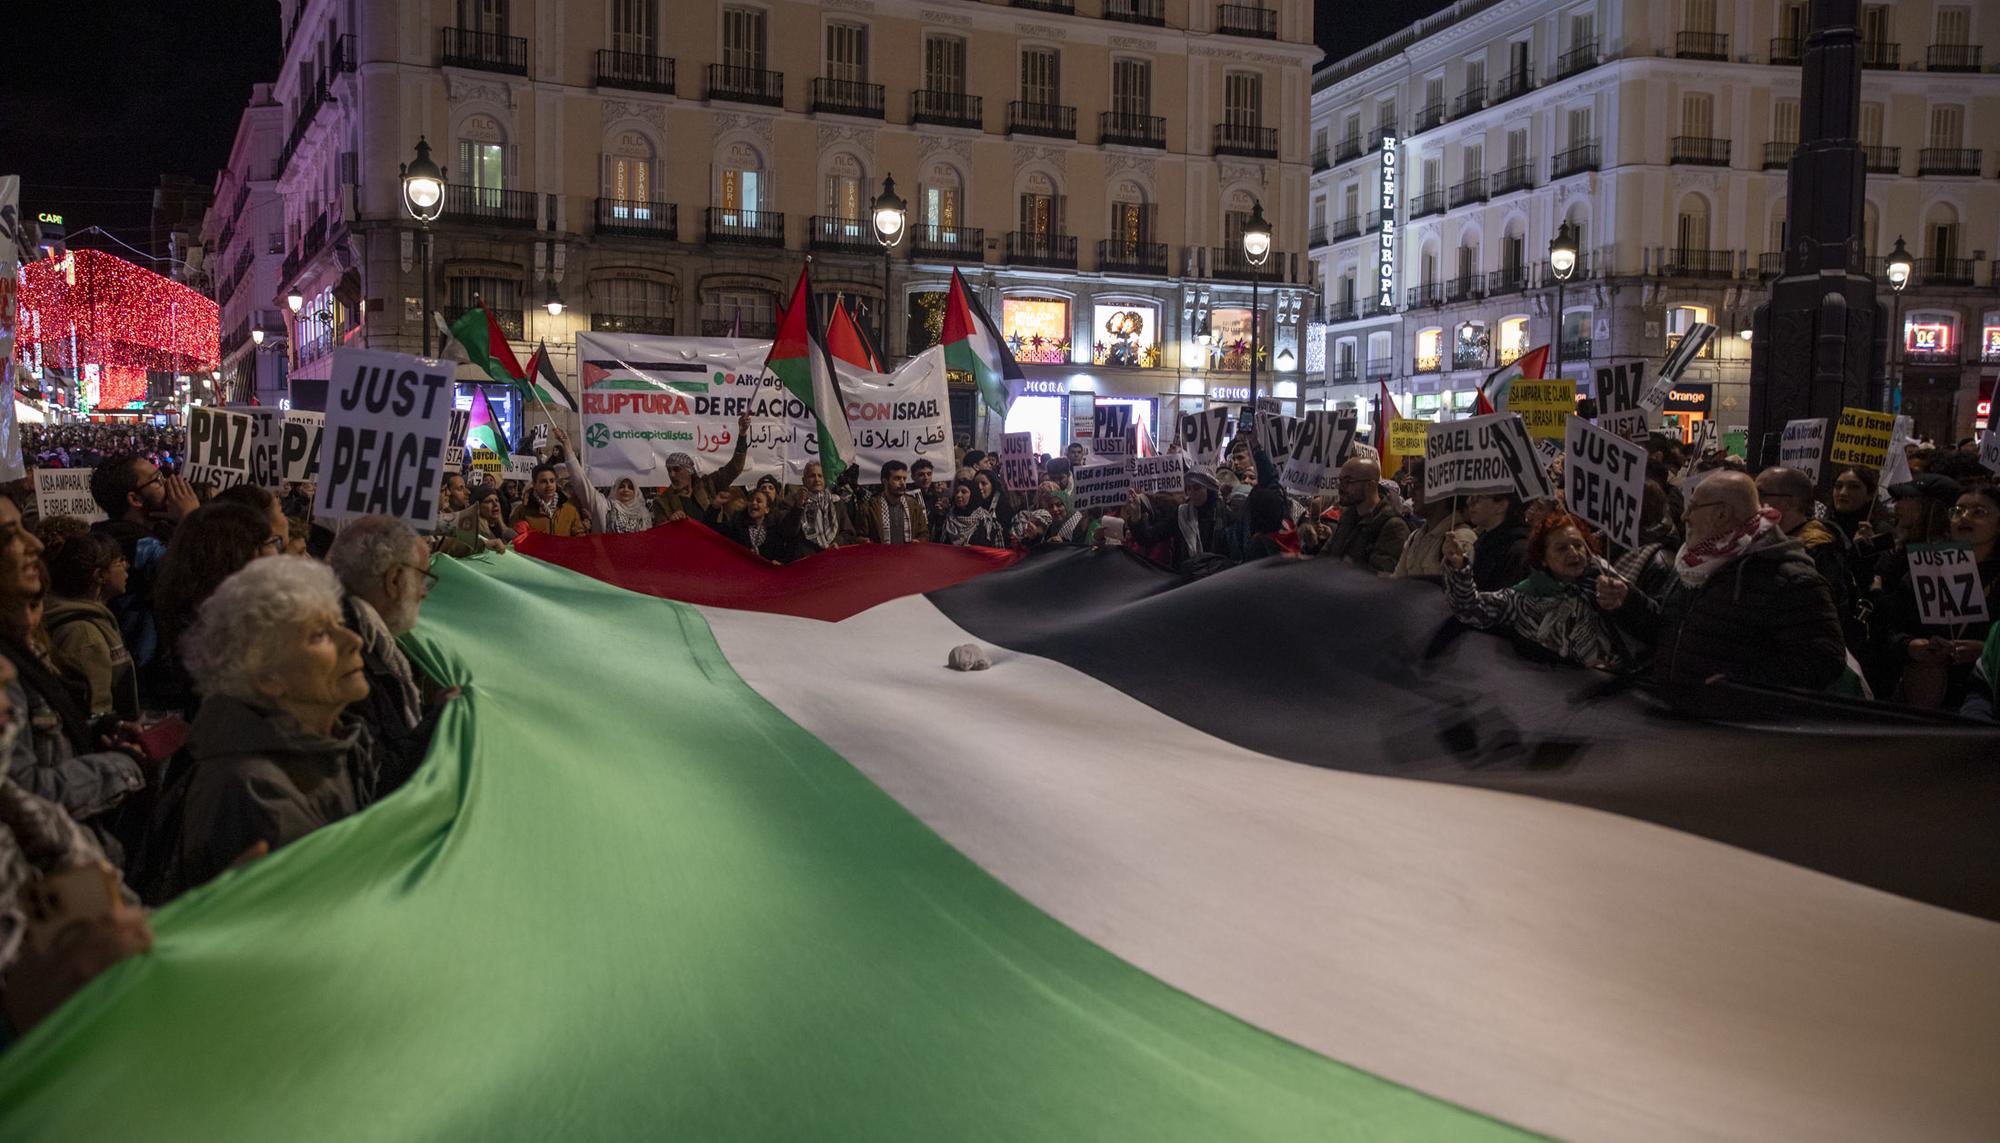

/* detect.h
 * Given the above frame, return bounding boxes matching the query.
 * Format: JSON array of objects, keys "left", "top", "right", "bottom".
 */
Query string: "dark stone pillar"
[{"left": 1748, "top": 0, "right": 1881, "bottom": 473}]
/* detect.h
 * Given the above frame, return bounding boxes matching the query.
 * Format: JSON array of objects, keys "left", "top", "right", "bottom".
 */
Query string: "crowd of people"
[{"left": 0, "top": 416, "right": 1993, "bottom": 1044}]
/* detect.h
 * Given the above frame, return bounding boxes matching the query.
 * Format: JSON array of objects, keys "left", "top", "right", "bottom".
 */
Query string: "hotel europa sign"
[{"left": 1376, "top": 135, "right": 1398, "bottom": 310}]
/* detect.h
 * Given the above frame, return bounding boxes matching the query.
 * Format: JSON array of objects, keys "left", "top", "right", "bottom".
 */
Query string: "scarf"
[
  {"left": 533, "top": 492, "right": 563, "bottom": 519},
  {"left": 604, "top": 496, "right": 651, "bottom": 534},
  {"left": 1674, "top": 507, "right": 1781, "bottom": 588},
  {"left": 1177, "top": 500, "right": 1209, "bottom": 557},
  {"left": 746, "top": 521, "right": 769, "bottom": 554},
  {"left": 943, "top": 506, "right": 997, "bottom": 546},
  {"left": 798, "top": 491, "right": 841, "bottom": 551},
  {"left": 1010, "top": 509, "right": 1053, "bottom": 544}
]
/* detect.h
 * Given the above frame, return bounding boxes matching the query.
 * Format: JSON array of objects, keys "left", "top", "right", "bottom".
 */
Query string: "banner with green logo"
[{"left": 575, "top": 333, "right": 815, "bottom": 484}]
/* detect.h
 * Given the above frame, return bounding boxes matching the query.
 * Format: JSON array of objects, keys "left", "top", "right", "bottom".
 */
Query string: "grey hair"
[
  {"left": 325, "top": 515, "right": 421, "bottom": 599},
  {"left": 181, "top": 557, "right": 347, "bottom": 703}
]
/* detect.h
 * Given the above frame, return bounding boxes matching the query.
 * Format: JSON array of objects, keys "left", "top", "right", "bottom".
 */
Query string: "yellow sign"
[
  {"left": 1387, "top": 418, "right": 1430, "bottom": 463},
  {"left": 1507, "top": 380, "right": 1576, "bottom": 441},
  {"left": 1828, "top": 407, "right": 1896, "bottom": 469},
  {"left": 471, "top": 448, "right": 504, "bottom": 476}
]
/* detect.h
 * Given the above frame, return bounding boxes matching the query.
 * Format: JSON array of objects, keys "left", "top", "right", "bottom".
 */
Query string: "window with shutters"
[
  {"left": 1502, "top": 232, "right": 1525, "bottom": 275},
  {"left": 825, "top": 23, "right": 867, "bottom": 83},
  {"left": 1342, "top": 113, "right": 1360, "bottom": 144},
  {"left": 1681, "top": 93, "right": 1714, "bottom": 137},
  {"left": 1570, "top": 11, "right": 1595, "bottom": 50},
  {"left": 1774, "top": 99, "right": 1800, "bottom": 143},
  {"left": 1111, "top": 200, "right": 1150, "bottom": 247},
  {"left": 593, "top": 278, "right": 676, "bottom": 335},
  {"left": 1505, "top": 129, "right": 1527, "bottom": 169},
  {"left": 1422, "top": 157, "right": 1441, "bottom": 193},
  {"left": 1342, "top": 183, "right": 1359, "bottom": 218},
  {"left": 924, "top": 36, "right": 966, "bottom": 93},
  {"left": 1777, "top": 3, "right": 1806, "bottom": 43},
  {"left": 1567, "top": 106, "right": 1592, "bottom": 145},
  {"left": 1936, "top": 7, "right": 1970, "bottom": 46},
  {"left": 1463, "top": 143, "right": 1483, "bottom": 179},
  {"left": 1225, "top": 73, "right": 1263, "bottom": 126},
  {"left": 459, "top": 0, "right": 506, "bottom": 36},
  {"left": 1464, "top": 57, "right": 1485, "bottom": 95},
  {"left": 611, "top": 0, "right": 652, "bottom": 54},
  {"left": 1683, "top": 0, "right": 1716, "bottom": 34},
  {"left": 1930, "top": 105, "right": 1964, "bottom": 149},
  {"left": 1508, "top": 39, "right": 1529, "bottom": 80},
  {"left": 1860, "top": 102, "right": 1884, "bottom": 146},
  {"left": 1309, "top": 198, "right": 1326, "bottom": 230},
  {"left": 718, "top": 142, "right": 762, "bottom": 216},
  {"left": 448, "top": 275, "right": 523, "bottom": 338},
  {"left": 1860, "top": 6, "right": 1889, "bottom": 50},
  {"left": 1425, "top": 75, "right": 1443, "bottom": 111},
  {"left": 824, "top": 152, "right": 864, "bottom": 222},
  {"left": 1112, "top": 59, "right": 1151, "bottom": 118},
  {"left": 457, "top": 115, "right": 507, "bottom": 206},
  {"left": 1020, "top": 191, "right": 1058, "bottom": 238},
  {"left": 1676, "top": 202, "right": 1710, "bottom": 254},
  {"left": 1377, "top": 98, "right": 1397, "bottom": 134},
  {"left": 723, "top": 7, "right": 765, "bottom": 71},
  {"left": 1021, "top": 48, "right": 1060, "bottom": 105},
  {"left": 1929, "top": 219, "right": 1960, "bottom": 262},
  {"left": 703, "top": 288, "right": 776, "bottom": 335},
  {"left": 1456, "top": 245, "right": 1477, "bottom": 280}
]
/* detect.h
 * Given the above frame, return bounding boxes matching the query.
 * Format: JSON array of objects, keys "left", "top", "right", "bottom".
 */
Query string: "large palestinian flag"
[{"left": 2, "top": 534, "right": 1996, "bottom": 1141}]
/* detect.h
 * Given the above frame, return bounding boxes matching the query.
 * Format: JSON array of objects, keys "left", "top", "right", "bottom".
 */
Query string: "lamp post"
[
  {"left": 1884, "top": 235, "right": 1913, "bottom": 413},
  {"left": 1548, "top": 220, "right": 1578, "bottom": 377},
  {"left": 871, "top": 174, "right": 907, "bottom": 365},
  {"left": 1241, "top": 199, "right": 1272, "bottom": 407},
  {"left": 400, "top": 136, "right": 447, "bottom": 356}
]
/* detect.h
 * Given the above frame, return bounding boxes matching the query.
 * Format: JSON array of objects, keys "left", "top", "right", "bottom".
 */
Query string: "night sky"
[{"left": 1, "top": 0, "right": 1450, "bottom": 252}]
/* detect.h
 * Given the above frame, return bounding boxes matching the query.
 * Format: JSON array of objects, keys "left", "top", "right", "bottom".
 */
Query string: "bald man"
[
  {"left": 1600, "top": 470, "right": 1846, "bottom": 691},
  {"left": 1324, "top": 455, "right": 1410, "bottom": 573}
]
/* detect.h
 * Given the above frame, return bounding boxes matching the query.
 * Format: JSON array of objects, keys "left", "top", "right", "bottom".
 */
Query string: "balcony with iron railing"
[
  {"left": 1311, "top": 145, "right": 1330, "bottom": 171},
  {"left": 1101, "top": 111, "right": 1166, "bottom": 148},
  {"left": 1770, "top": 37, "right": 1802, "bottom": 65},
  {"left": 1370, "top": 125, "right": 1398, "bottom": 149},
  {"left": 592, "top": 312, "right": 675, "bottom": 336},
  {"left": 1676, "top": 31, "right": 1728, "bottom": 61},
  {"left": 1408, "top": 281, "right": 1443, "bottom": 308},
  {"left": 1918, "top": 257, "right": 1975, "bottom": 286},
  {"left": 707, "top": 64, "right": 783, "bottom": 106},
  {"left": 809, "top": 216, "right": 878, "bottom": 253},
  {"left": 1918, "top": 148, "right": 1981, "bottom": 176},
  {"left": 596, "top": 49, "right": 675, "bottom": 95},
  {"left": 278, "top": 81, "right": 330, "bottom": 173},
  {"left": 1759, "top": 252, "right": 1784, "bottom": 278},
  {"left": 1007, "top": 231, "right": 1078, "bottom": 268},
  {"left": 1453, "top": 342, "right": 1488, "bottom": 370},
  {"left": 1010, "top": 0, "right": 1075, "bottom": 12},
  {"left": 1008, "top": 100, "right": 1077, "bottom": 139},
  {"left": 1307, "top": 224, "right": 1328, "bottom": 249},
  {"left": 1211, "top": 246, "right": 1282, "bottom": 281},
  {"left": 1103, "top": 0, "right": 1165, "bottom": 25},
  {"left": 1410, "top": 188, "right": 1446, "bottom": 219},
  {"left": 705, "top": 207, "right": 784, "bottom": 246},
  {"left": 1763, "top": 141, "right": 1798, "bottom": 169},
  {"left": 910, "top": 224, "right": 985, "bottom": 263},
  {"left": 1444, "top": 274, "right": 1483, "bottom": 303},
  {"left": 1098, "top": 238, "right": 1168, "bottom": 275},
  {"left": 1448, "top": 174, "right": 1487, "bottom": 208},
  {"left": 1560, "top": 338, "right": 1593, "bottom": 361},
  {"left": 1365, "top": 209, "right": 1392, "bottom": 232},
  {"left": 1452, "top": 88, "right": 1486, "bottom": 118},
  {"left": 1215, "top": 122, "right": 1278, "bottom": 157},
  {"left": 1487, "top": 265, "right": 1529, "bottom": 296},
  {"left": 1860, "top": 40, "right": 1900, "bottom": 69},
  {"left": 440, "top": 27, "right": 528, "bottom": 75},
  {"left": 1415, "top": 352, "right": 1443, "bottom": 375},
  {"left": 811, "top": 78, "right": 885, "bottom": 118},
  {"left": 1555, "top": 40, "right": 1599, "bottom": 79},
  {"left": 444, "top": 184, "right": 538, "bottom": 227},
  {"left": 1334, "top": 135, "right": 1363, "bottom": 163},
  {"left": 1671, "top": 136, "right": 1731, "bottom": 166},
  {"left": 1331, "top": 215, "right": 1361, "bottom": 240},
  {"left": 1491, "top": 162, "right": 1534, "bottom": 196},
  {"left": 1551, "top": 141, "right": 1600, "bottom": 179},
  {"left": 1325, "top": 299, "right": 1358, "bottom": 322},
  {"left": 1490, "top": 68, "right": 1534, "bottom": 106},
  {"left": 1328, "top": 363, "right": 1359, "bottom": 384},
  {"left": 1661, "top": 248, "right": 1735, "bottom": 279},
  {"left": 595, "top": 198, "right": 677, "bottom": 240},
  {"left": 1412, "top": 101, "right": 1446, "bottom": 133},
  {"left": 1863, "top": 145, "right": 1901, "bottom": 174},
  {"left": 1216, "top": 3, "right": 1277, "bottom": 39},
  {"left": 1928, "top": 43, "right": 1983, "bottom": 72},
  {"left": 911, "top": 90, "right": 981, "bottom": 129},
  {"left": 1364, "top": 360, "right": 1395, "bottom": 380}
]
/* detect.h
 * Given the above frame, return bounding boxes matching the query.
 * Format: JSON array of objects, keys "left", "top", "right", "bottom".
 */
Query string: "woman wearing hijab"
[
  {"left": 939, "top": 479, "right": 1003, "bottom": 548},
  {"left": 603, "top": 478, "right": 653, "bottom": 534},
  {"left": 973, "top": 470, "right": 1015, "bottom": 533}
]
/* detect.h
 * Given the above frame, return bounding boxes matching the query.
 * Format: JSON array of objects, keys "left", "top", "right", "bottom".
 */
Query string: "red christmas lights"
[{"left": 14, "top": 249, "right": 219, "bottom": 407}]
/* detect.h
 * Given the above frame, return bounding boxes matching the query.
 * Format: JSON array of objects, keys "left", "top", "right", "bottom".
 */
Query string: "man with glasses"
[
  {"left": 1756, "top": 465, "right": 1858, "bottom": 642},
  {"left": 326, "top": 517, "right": 450, "bottom": 794},
  {"left": 86, "top": 454, "right": 201, "bottom": 671},
  {"left": 1599, "top": 470, "right": 1846, "bottom": 692},
  {"left": 1323, "top": 455, "right": 1410, "bottom": 573}
]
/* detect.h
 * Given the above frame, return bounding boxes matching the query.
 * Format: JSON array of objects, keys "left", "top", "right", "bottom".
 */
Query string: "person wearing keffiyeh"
[
  {"left": 940, "top": 479, "right": 1003, "bottom": 548},
  {"left": 781, "top": 461, "right": 856, "bottom": 557}
]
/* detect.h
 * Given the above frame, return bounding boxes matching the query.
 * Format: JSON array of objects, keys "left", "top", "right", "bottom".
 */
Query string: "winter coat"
[
  {"left": 342, "top": 595, "right": 436, "bottom": 797},
  {"left": 154, "top": 696, "right": 377, "bottom": 901},
  {"left": 43, "top": 595, "right": 141, "bottom": 721},
  {"left": 512, "top": 497, "right": 588, "bottom": 537},
  {"left": 1446, "top": 562, "right": 1631, "bottom": 671},
  {"left": 1867, "top": 548, "right": 2000, "bottom": 708},
  {"left": 1614, "top": 532, "right": 1847, "bottom": 691},
  {"left": 89, "top": 518, "right": 169, "bottom": 669},
  {"left": 649, "top": 445, "right": 749, "bottom": 525},
  {"left": 1471, "top": 519, "right": 1532, "bottom": 592},
  {"left": 721, "top": 514, "right": 793, "bottom": 562},
  {"left": 0, "top": 631, "right": 143, "bottom": 863},
  {"left": 779, "top": 493, "right": 858, "bottom": 556},
  {"left": 1324, "top": 500, "right": 1411, "bottom": 573},
  {"left": 1393, "top": 514, "right": 1476, "bottom": 578},
  {"left": 858, "top": 492, "right": 931, "bottom": 544}
]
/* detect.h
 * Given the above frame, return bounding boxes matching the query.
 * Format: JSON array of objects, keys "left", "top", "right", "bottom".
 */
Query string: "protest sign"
[
  {"left": 1128, "top": 454, "right": 1191, "bottom": 495},
  {"left": 314, "top": 347, "right": 456, "bottom": 528},
  {"left": 1277, "top": 410, "right": 1357, "bottom": 496},
  {"left": 1001, "top": 432, "right": 1038, "bottom": 492},
  {"left": 471, "top": 449, "right": 504, "bottom": 478},
  {"left": 1069, "top": 391, "right": 1095, "bottom": 449},
  {"left": 32, "top": 468, "right": 105, "bottom": 524},
  {"left": 1423, "top": 412, "right": 1553, "bottom": 502},
  {"left": 505, "top": 454, "right": 539, "bottom": 481},
  {"left": 184, "top": 406, "right": 254, "bottom": 490},
  {"left": 1092, "top": 404, "right": 1134, "bottom": 459},
  {"left": 1828, "top": 406, "right": 1896, "bottom": 469},
  {"left": 1980, "top": 430, "right": 2000, "bottom": 475},
  {"left": 1594, "top": 360, "right": 1651, "bottom": 442},
  {"left": 1255, "top": 396, "right": 1285, "bottom": 420},
  {"left": 834, "top": 347, "right": 953, "bottom": 479},
  {"left": 1072, "top": 461, "right": 1131, "bottom": 510},
  {"left": 576, "top": 333, "right": 816, "bottom": 484},
  {"left": 1176, "top": 408, "right": 1232, "bottom": 466},
  {"left": 529, "top": 423, "right": 550, "bottom": 452},
  {"left": 1563, "top": 416, "right": 1646, "bottom": 549},
  {"left": 1387, "top": 419, "right": 1430, "bottom": 470},
  {"left": 1906, "top": 543, "right": 1990, "bottom": 627},
  {"left": 1507, "top": 379, "right": 1575, "bottom": 441},
  {"left": 1778, "top": 418, "right": 1827, "bottom": 483},
  {"left": 1254, "top": 411, "right": 1298, "bottom": 461},
  {"left": 281, "top": 411, "right": 325, "bottom": 484},
  {"left": 1878, "top": 414, "right": 1915, "bottom": 488},
  {"left": 226, "top": 405, "right": 284, "bottom": 487},
  {"left": 1642, "top": 324, "right": 1716, "bottom": 412},
  {"left": 444, "top": 409, "right": 471, "bottom": 470}
]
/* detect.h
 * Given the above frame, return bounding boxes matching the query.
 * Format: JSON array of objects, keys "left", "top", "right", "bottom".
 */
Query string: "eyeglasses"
[
  {"left": 255, "top": 534, "right": 285, "bottom": 555},
  {"left": 1949, "top": 505, "right": 1995, "bottom": 520},
  {"left": 135, "top": 472, "right": 164, "bottom": 492},
  {"left": 1335, "top": 476, "right": 1372, "bottom": 487},
  {"left": 1686, "top": 500, "right": 1729, "bottom": 516},
  {"left": 403, "top": 562, "right": 440, "bottom": 592}
]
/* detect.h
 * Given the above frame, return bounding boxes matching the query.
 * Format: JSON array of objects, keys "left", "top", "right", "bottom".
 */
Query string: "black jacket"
[
  {"left": 1472, "top": 519, "right": 1531, "bottom": 590},
  {"left": 1324, "top": 501, "right": 1411, "bottom": 573},
  {"left": 1616, "top": 534, "right": 1847, "bottom": 691}
]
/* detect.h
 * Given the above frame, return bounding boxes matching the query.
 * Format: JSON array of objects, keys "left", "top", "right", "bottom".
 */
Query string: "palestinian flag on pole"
[
  {"left": 941, "top": 267, "right": 1021, "bottom": 418},
  {"left": 826, "top": 295, "right": 880, "bottom": 371},
  {"left": 1476, "top": 344, "right": 1549, "bottom": 415},
  {"left": 767, "top": 267, "right": 856, "bottom": 484},
  {"left": 9, "top": 532, "right": 1993, "bottom": 1142},
  {"left": 465, "top": 385, "right": 511, "bottom": 456},
  {"left": 1377, "top": 381, "right": 1406, "bottom": 474},
  {"left": 445, "top": 302, "right": 529, "bottom": 386},
  {"left": 521, "top": 341, "right": 578, "bottom": 413}
]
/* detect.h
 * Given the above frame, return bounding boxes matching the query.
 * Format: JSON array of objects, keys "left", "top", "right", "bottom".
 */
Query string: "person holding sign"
[
  {"left": 650, "top": 413, "right": 755, "bottom": 527},
  {"left": 1443, "top": 511, "right": 1631, "bottom": 671},
  {"left": 1868, "top": 483, "right": 1999, "bottom": 709}
]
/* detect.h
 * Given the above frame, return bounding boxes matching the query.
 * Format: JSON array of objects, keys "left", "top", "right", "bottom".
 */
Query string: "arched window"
[
  {"left": 1415, "top": 326, "right": 1444, "bottom": 373},
  {"left": 1108, "top": 180, "right": 1152, "bottom": 260},
  {"left": 718, "top": 140, "right": 766, "bottom": 216},
  {"left": 593, "top": 276, "right": 677, "bottom": 335},
  {"left": 458, "top": 114, "right": 508, "bottom": 204},
  {"left": 702, "top": 285, "right": 778, "bottom": 339},
  {"left": 823, "top": 151, "right": 866, "bottom": 220},
  {"left": 1019, "top": 170, "right": 1062, "bottom": 239},
  {"left": 1923, "top": 202, "right": 1961, "bottom": 266},
  {"left": 603, "top": 129, "right": 658, "bottom": 217},
  {"left": 1562, "top": 201, "right": 1590, "bottom": 259},
  {"left": 1675, "top": 193, "right": 1711, "bottom": 255},
  {"left": 922, "top": 160, "right": 963, "bottom": 232}
]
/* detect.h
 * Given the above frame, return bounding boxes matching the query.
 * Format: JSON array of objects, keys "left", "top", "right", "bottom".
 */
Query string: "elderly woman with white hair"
[{"left": 153, "top": 557, "right": 376, "bottom": 900}]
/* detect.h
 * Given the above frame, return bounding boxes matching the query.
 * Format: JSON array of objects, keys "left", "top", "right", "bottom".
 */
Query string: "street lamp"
[
  {"left": 1548, "top": 220, "right": 1579, "bottom": 376},
  {"left": 401, "top": 136, "right": 447, "bottom": 356},
  {"left": 872, "top": 175, "right": 908, "bottom": 367},
  {"left": 1885, "top": 235, "right": 1913, "bottom": 412},
  {"left": 1241, "top": 199, "right": 1272, "bottom": 408},
  {"left": 286, "top": 289, "right": 304, "bottom": 314},
  {"left": 544, "top": 279, "right": 565, "bottom": 318},
  {"left": 250, "top": 328, "right": 265, "bottom": 346}
]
